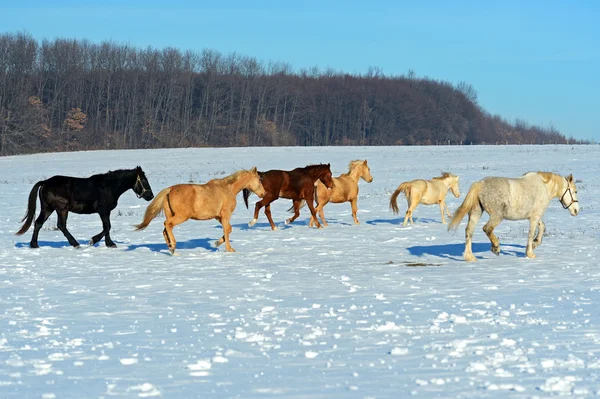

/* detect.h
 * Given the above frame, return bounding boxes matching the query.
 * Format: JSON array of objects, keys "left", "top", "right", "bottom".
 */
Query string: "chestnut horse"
[
  {"left": 244, "top": 164, "right": 333, "bottom": 230},
  {"left": 135, "top": 167, "right": 264, "bottom": 255},
  {"left": 449, "top": 172, "right": 580, "bottom": 261},
  {"left": 390, "top": 172, "right": 460, "bottom": 226},
  {"left": 308, "top": 160, "right": 373, "bottom": 227}
]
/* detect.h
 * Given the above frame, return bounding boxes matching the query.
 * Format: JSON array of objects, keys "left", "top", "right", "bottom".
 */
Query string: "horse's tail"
[
  {"left": 287, "top": 200, "right": 307, "bottom": 213},
  {"left": 15, "top": 180, "right": 45, "bottom": 235},
  {"left": 448, "top": 181, "right": 482, "bottom": 231},
  {"left": 389, "top": 182, "right": 410, "bottom": 215},
  {"left": 135, "top": 187, "right": 171, "bottom": 230},
  {"left": 243, "top": 188, "right": 251, "bottom": 209}
]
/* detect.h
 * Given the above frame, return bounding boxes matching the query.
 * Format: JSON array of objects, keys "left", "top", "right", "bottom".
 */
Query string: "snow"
[{"left": 1, "top": 145, "right": 599, "bottom": 398}]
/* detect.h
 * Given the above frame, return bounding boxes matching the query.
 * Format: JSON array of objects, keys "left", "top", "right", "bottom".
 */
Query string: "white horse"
[
  {"left": 389, "top": 172, "right": 460, "bottom": 225},
  {"left": 449, "top": 172, "right": 580, "bottom": 261}
]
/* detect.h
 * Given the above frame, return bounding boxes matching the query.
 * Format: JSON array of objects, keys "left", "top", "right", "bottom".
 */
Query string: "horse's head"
[
  {"left": 243, "top": 167, "right": 264, "bottom": 209},
  {"left": 319, "top": 163, "right": 334, "bottom": 189},
  {"left": 560, "top": 174, "right": 580, "bottom": 216},
  {"left": 360, "top": 160, "right": 374, "bottom": 183},
  {"left": 247, "top": 167, "right": 265, "bottom": 198},
  {"left": 448, "top": 173, "right": 460, "bottom": 198},
  {"left": 133, "top": 166, "right": 154, "bottom": 201}
]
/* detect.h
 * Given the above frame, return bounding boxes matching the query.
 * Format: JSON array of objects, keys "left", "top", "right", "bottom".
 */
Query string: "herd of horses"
[{"left": 15, "top": 159, "right": 580, "bottom": 261}]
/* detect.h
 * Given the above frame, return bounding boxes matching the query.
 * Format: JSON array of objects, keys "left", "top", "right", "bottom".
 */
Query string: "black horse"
[{"left": 16, "top": 166, "right": 154, "bottom": 248}]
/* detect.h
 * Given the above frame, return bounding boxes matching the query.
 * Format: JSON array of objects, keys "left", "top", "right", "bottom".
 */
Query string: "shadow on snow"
[
  {"left": 126, "top": 237, "right": 219, "bottom": 253},
  {"left": 16, "top": 238, "right": 220, "bottom": 254},
  {"left": 406, "top": 242, "right": 526, "bottom": 260},
  {"left": 367, "top": 217, "right": 440, "bottom": 226}
]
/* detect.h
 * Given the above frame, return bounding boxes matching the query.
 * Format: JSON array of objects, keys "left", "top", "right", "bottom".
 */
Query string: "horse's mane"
[
  {"left": 432, "top": 171, "right": 456, "bottom": 181},
  {"left": 345, "top": 160, "right": 365, "bottom": 174},
  {"left": 304, "top": 163, "right": 329, "bottom": 170},
  {"left": 219, "top": 169, "right": 253, "bottom": 185},
  {"left": 536, "top": 171, "right": 560, "bottom": 185},
  {"left": 93, "top": 168, "right": 137, "bottom": 180}
]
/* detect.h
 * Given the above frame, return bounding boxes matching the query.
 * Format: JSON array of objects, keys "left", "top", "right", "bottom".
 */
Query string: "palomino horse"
[
  {"left": 307, "top": 159, "right": 373, "bottom": 227},
  {"left": 16, "top": 166, "right": 154, "bottom": 248},
  {"left": 135, "top": 167, "right": 264, "bottom": 255},
  {"left": 390, "top": 172, "right": 460, "bottom": 225},
  {"left": 244, "top": 164, "right": 334, "bottom": 230},
  {"left": 448, "top": 172, "right": 580, "bottom": 261}
]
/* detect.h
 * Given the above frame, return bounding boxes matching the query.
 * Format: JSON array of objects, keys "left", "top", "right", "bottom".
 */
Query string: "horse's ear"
[
  {"left": 363, "top": 160, "right": 368, "bottom": 165},
  {"left": 567, "top": 174, "right": 574, "bottom": 183},
  {"left": 136, "top": 166, "right": 142, "bottom": 172},
  {"left": 251, "top": 166, "right": 257, "bottom": 173},
  {"left": 327, "top": 163, "right": 331, "bottom": 167}
]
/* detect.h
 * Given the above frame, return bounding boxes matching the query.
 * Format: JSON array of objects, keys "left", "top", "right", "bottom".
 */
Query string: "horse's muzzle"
[{"left": 144, "top": 192, "right": 155, "bottom": 201}]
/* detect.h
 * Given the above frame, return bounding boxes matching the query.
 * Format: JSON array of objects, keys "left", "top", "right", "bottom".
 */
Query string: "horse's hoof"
[
  {"left": 248, "top": 219, "right": 257, "bottom": 227},
  {"left": 526, "top": 252, "right": 536, "bottom": 259},
  {"left": 272, "top": 226, "right": 279, "bottom": 231},
  {"left": 491, "top": 246, "right": 500, "bottom": 256},
  {"left": 107, "top": 244, "right": 117, "bottom": 249},
  {"left": 30, "top": 243, "right": 39, "bottom": 249},
  {"left": 226, "top": 248, "right": 236, "bottom": 253},
  {"left": 464, "top": 253, "right": 477, "bottom": 262},
  {"left": 285, "top": 219, "right": 291, "bottom": 225}
]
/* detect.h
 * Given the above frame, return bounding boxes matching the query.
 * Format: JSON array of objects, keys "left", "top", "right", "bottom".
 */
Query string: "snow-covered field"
[{"left": 1, "top": 145, "right": 599, "bottom": 398}]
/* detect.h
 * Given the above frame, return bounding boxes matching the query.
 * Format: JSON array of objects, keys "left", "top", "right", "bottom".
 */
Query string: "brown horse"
[
  {"left": 308, "top": 160, "right": 373, "bottom": 227},
  {"left": 244, "top": 164, "right": 334, "bottom": 230},
  {"left": 135, "top": 167, "right": 265, "bottom": 255},
  {"left": 390, "top": 172, "right": 460, "bottom": 225}
]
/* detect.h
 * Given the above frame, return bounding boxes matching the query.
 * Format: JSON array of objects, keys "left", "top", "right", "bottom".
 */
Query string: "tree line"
[{"left": 0, "top": 32, "right": 583, "bottom": 156}]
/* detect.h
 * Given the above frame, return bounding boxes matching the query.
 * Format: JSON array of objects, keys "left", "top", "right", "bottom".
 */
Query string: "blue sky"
[{"left": 2, "top": 0, "right": 598, "bottom": 141}]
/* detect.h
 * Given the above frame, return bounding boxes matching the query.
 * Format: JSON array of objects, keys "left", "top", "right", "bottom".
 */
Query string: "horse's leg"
[
  {"left": 215, "top": 216, "right": 225, "bottom": 247},
  {"left": 286, "top": 200, "right": 302, "bottom": 225},
  {"left": 482, "top": 215, "right": 503, "bottom": 255},
  {"left": 464, "top": 207, "right": 482, "bottom": 262},
  {"left": 311, "top": 201, "right": 325, "bottom": 227},
  {"left": 444, "top": 200, "right": 453, "bottom": 217},
  {"left": 163, "top": 214, "right": 188, "bottom": 256},
  {"left": 90, "top": 212, "right": 115, "bottom": 247},
  {"left": 30, "top": 203, "right": 55, "bottom": 248},
  {"left": 318, "top": 204, "right": 328, "bottom": 226},
  {"left": 525, "top": 217, "right": 540, "bottom": 258},
  {"left": 305, "top": 196, "right": 322, "bottom": 229},
  {"left": 217, "top": 214, "right": 235, "bottom": 252},
  {"left": 102, "top": 213, "right": 116, "bottom": 248},
  {"left": 533, "top": 220, "right": 546, "bottom": 249},
  {"left": 56, "top": 210, "right": 80, "bottom": 247},
  {"left": 264, "top": 204, "right": 278, "bottom": 231},
  {"left": 438, "top": 199, "right": 448, "bottom": 224},
  {"left": 350, "top": 198, "right": 359, "bottom": 224},
  {"left": 403, "top": 195, "right": 417, "bottom": 226},
  {"left": 249, "top": 196, "right": 274, "bottom": 228}
]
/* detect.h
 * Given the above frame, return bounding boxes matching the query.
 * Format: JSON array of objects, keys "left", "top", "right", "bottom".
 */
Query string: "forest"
[{"left": 0, "top": 32, "right": 581, "bottom": 156}]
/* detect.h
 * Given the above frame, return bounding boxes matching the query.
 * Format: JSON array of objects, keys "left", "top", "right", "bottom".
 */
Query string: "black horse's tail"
[
  {"left": 16, "top": 180, "right": 45, "bottom": 235},
  {"left": 243, "top": 188, "right": 251, "bottom": 209}
]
